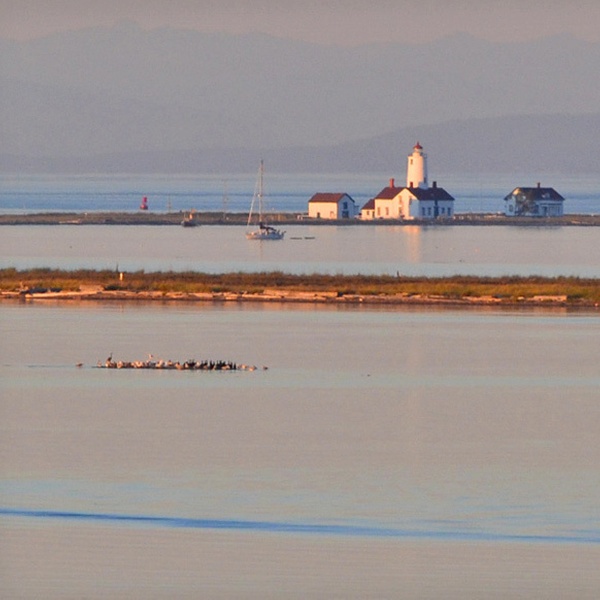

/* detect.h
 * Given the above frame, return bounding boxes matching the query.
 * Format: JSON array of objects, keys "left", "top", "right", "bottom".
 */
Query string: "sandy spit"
[{"left": 2, "top": 288, "right": 596, "bottom": 308}]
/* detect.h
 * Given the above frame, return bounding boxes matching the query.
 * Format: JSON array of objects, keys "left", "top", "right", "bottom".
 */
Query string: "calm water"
[
  {"left": 2, "top": 173, "right": 600, "bottom": 277},
  {"left": 1, "top": 172, "right": 599, "bottom": 214},
  {"left": 2, "top": 302, "right": 600, "bottom": 597},
  {"left": 2, "top": 172, "right": 600, "bottom": 597},
  {"left": 2, "top": 224, "right": 600, "bottom": 278}
]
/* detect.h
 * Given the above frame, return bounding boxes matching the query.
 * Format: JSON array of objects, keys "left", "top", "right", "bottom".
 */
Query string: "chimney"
[
  {"left": 409, "top": 181, "right": 413, "bottom": 188},
  {"left": 537, "top": 182, "right": 541, "bottom": 188},
  {"left": 433, "top": 181, "right": 437, "bottom": 188},
  {"left": 389, "top": 178, "right": 395, "bottom": 188}
]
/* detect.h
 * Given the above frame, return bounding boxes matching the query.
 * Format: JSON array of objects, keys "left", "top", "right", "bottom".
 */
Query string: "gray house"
[{"left": 504, "top": 183, "right": 565, "bottom": 217}]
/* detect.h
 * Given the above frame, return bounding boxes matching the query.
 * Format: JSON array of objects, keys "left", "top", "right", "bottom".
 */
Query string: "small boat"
[
  {"left": 246, "top": 160, "right": 285, "bottom": 240},
  {"left": 181, "top": 210, "right": 198, "bottom": 227}
]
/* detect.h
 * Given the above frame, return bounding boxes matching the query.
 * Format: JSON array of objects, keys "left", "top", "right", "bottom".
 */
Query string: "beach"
[{"left": 0, "top": 286, "right": 591, "bottom": 308}]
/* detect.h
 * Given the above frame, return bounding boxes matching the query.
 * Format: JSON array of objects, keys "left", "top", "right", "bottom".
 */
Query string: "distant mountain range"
[
  {"left": 1, "top": 24, "right": 599, "bottom": 174},
  {"left": 2, "top": 113, "right": 599, "bottom": 175}
]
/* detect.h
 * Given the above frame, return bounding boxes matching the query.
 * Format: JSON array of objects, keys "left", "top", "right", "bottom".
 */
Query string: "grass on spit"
[{"left": 1, "top": 268, "right": 599, "bottom": 304}]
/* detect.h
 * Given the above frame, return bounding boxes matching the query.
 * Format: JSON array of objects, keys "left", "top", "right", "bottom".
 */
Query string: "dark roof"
[
  {"left": 504, "top": 187, "right": 565, "bottom": 201},
  {"left": 374, "top": 186, "right": 403, "bottom": 200},
  {"left": 360, "top": 198, "right": 375, "bottom": 210},
  {"left": 374, "top": 185, "right": 454, "bottom": 201},
  {"left": 407, "top": 186, "right": 454, "bottom": 201},
  {"left": 308, "top": 192, "right": 353, "bottom": 204}
]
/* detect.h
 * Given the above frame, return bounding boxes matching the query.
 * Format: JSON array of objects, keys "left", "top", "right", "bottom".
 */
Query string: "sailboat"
[{"left": 246, "top": 160, "right": 285, "bottom": 240}]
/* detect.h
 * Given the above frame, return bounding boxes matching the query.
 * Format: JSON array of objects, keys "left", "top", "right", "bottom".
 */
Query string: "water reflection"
[{"left": 2, "top": 225, "right": 600, "bottom": 277}]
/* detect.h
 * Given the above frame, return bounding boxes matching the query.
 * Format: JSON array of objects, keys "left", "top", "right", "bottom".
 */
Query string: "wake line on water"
[{"left": 1, "top": 508, "right": 599, "bottom": 545}]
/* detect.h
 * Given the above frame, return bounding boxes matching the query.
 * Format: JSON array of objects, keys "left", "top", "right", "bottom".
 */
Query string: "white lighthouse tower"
[{"left": 406, "top": 142, "right": 428, "bottom": 189}]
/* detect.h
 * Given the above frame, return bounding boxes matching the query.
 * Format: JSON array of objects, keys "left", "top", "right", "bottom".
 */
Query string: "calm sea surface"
[
  {"left": 2, "top": 223, "right": 600, "bottom": 277},
  {"left": 1, "top": 302, "right": 600, "bottom": 597},
  {"left": 2, "top": 172, "right": 600, "bottom": 277},
  {"left": 2, "top": 173, "right": 600, "bottom": 597},
  {"left": 1, "top": 172, "right": 599, "bottom": 215}
]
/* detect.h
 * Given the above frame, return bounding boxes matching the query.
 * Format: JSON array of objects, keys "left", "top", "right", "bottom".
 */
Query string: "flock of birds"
[{"left": 94, "top": 354, "right": 262, "bottom": 371}]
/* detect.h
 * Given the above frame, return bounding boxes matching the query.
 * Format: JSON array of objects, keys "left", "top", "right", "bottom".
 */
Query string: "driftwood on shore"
[{"left": 96, "top": 356, "right": 259, "bottom": 371}]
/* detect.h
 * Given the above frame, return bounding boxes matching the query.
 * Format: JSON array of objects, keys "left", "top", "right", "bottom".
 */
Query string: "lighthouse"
[
  {"left": 359, "top": 141, "right": 454, "bottom": 221},
  {"left": 406, "top": 142, "right": 428, "bottom": 189}
]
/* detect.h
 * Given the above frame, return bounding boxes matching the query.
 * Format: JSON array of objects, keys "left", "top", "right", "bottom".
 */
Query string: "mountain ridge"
[
  {"left": 2, "top": 113, "right": 598, "bottom": 175},
  {"left": 1, "top": 25, "right": 599, "bottom": 172}
]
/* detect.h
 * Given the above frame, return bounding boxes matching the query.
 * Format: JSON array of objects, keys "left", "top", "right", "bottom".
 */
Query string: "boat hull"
[{"left": 246, "top": 229, "right": 285, "bottom": 240}]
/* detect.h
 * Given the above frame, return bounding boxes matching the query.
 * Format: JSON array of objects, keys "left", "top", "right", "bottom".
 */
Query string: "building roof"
[
  {"left": 308, "top": 192, "right": 353, "bottom": 204},
  {"left": 504, "top": 186, "right": 565, "bottom": 201},
  {"left": 407, "top": 186, "right": 454, "bottom": 201},
  {"left": 374, "top": 185, "right": 454, "bottom": 201},
  {"left": 360, "top": 198, "right": 375, "bottom": 211},
  {"left": 374, "top": 186, "right": 404, "bottom": 200}
]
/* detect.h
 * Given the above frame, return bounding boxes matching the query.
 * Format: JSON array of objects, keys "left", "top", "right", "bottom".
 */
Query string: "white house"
[
  {"left": 359, "top": 197, "right": 375, "bottom": 220},
  {"left": 308, "top": 193, "right": 357, "bottom": 219},
  {"left": 504, "top": 183, "right": 565, "bottom": 217},
  {"left": 361, "top": 143, "right": 454, "bottom": 220},
  {"left": 363, "top": 179, "right": 454, "bottom": 220}
]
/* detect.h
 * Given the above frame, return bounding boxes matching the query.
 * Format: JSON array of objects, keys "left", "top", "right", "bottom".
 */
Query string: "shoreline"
[
  {"left": 2, "top": 288, "right": 598, "bottom": 309},
  {"left": 3, "top": 270, "right": 599, "bottom": 309},
  {"left": 1, "top": 211, "right": 600, "bottom": 226}
]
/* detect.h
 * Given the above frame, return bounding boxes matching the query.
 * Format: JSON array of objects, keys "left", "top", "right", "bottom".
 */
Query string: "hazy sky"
[{"left": 2, "top": 0, "right": 600, "bottom": 44}]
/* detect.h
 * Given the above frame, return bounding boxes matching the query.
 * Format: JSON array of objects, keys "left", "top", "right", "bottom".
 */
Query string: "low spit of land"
[
  {"left": 1, "top": 212, "right": 600, "bottom": 226},
  {"left": 2, "top": 269, "right": 599, "bottom": 308}
]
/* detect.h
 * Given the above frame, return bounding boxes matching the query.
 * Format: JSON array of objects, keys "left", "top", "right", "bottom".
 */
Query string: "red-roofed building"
[
  {"left": 360, "top": 197, "right": 376, "bottom": 220},
  {"left": 308, "top": 193, "right": 357, "bottom": 219},
  {"left": 360, "top": 178, "right": 454, "bottom": 220},
  {"left": 360, "top": 143, "right": 455, "bottom": 220}
]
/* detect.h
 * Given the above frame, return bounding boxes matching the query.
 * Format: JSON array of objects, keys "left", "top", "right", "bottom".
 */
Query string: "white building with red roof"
[
  {"left": 308, "top": 192, "right": 357, "bottom": 219},
  {"left": 360, "top": 143, "right": 455, "bottom": 220}
]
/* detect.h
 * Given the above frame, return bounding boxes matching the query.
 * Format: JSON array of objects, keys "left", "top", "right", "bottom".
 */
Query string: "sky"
[{"left": 2, "top": 0, "right": 600, "bottom": 45}]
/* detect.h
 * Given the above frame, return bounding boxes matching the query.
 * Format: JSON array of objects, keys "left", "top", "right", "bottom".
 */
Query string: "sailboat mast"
[
  {"left": 258, "top": 159, "right": 264, "bottom": 222},
  {"left": 246, "top": 160, "right": 261, "bottom": 227},
  {"left": 245, "top": 159, "right": 284, "bottom": 240}
]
